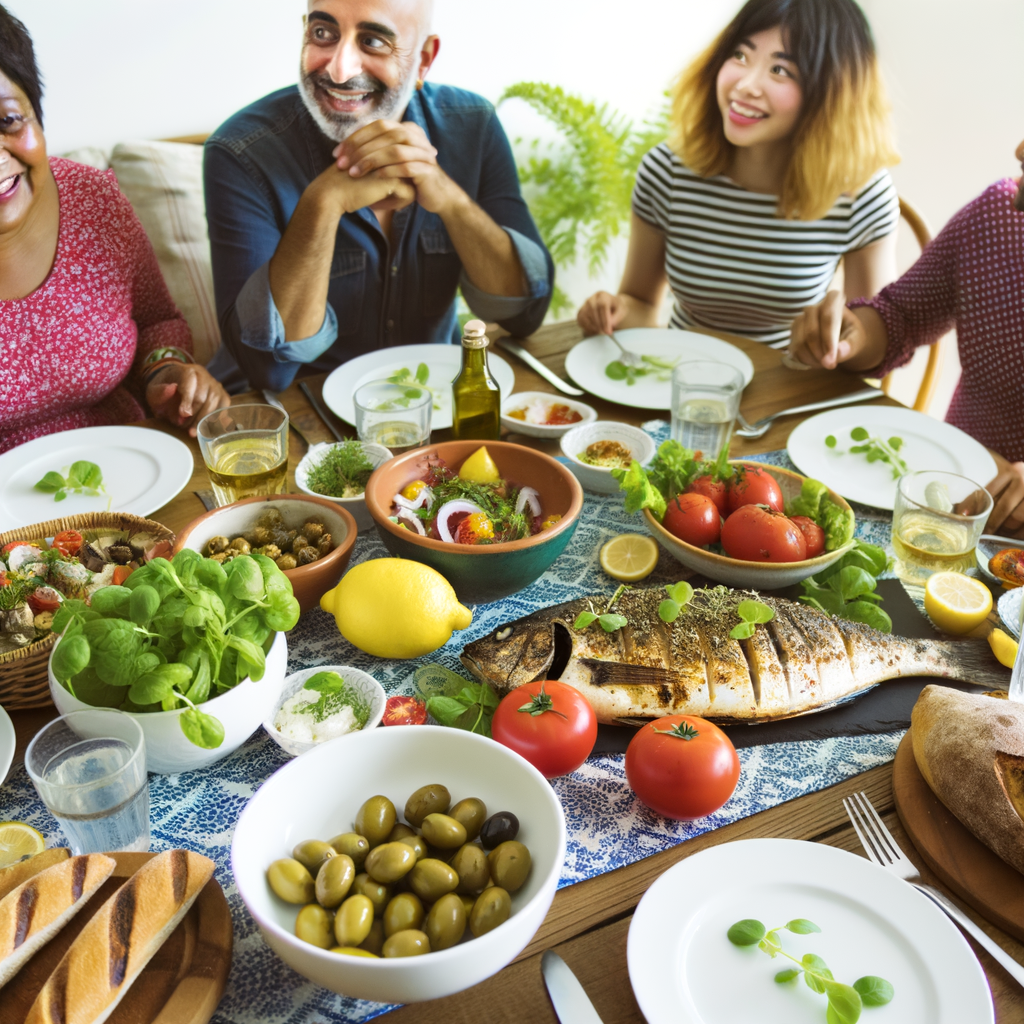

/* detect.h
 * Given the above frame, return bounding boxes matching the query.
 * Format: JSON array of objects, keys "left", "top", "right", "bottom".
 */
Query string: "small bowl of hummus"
[{"left": 559, "top": 421, "right": 656, "bottom": 495}]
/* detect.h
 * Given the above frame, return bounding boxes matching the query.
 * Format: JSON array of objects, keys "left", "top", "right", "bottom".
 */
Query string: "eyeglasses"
[{"left": 0, "top": 113, "right": 33, "bottom": 137}]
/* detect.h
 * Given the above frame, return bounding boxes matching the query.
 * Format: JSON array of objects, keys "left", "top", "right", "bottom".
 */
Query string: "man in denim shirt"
[{"left": 203, "top": 0, "right": 553, "bottom": 392}]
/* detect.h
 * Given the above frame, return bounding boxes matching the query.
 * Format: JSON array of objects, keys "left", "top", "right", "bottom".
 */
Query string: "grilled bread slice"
[
  {"left": 0, "top": 854, "right": 116, "bottom": 988},
  {"left": 0, "top": 848, "right": 71, "bottom": 902},
  {"left": 24, "top": 849, "right": 215, "bottom": 1024}
]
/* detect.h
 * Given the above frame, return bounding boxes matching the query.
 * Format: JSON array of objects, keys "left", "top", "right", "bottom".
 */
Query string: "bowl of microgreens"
[{"left": 295, "top": 440, "right": 393, "bottom": 530}]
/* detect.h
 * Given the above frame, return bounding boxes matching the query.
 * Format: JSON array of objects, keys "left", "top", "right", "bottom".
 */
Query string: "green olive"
[
  {"left": 383, "top": 892, "right": 425, "bottom": 937},
  {"left": 425, "top": 892, "right": 467, "bottom": 951},
  {"left": 458, "top": 893, "right": 476, "bottom": 918},
  {"left": 354, "top": 795, "right": 397, "bottom": 847},
  {"left": 364, "top": 841, "right": 417, "bottom": 884},
  {"left": 470, "top": 886, "right": 511, "bottom": 937},
  {"left": 387, "top": 823, "right": 416, "bottom": 842},
  {"left": 331, "top": 946, "right": 378, "bottom": 958},
  {"left": 352, "top": 873, "right": 392, "bottom": 916},
  {"left": 487, "top": 840, "right": 532, "bottom": 893},
  {"left": 333, "top": 894, "right": 374, "bottom": 947},
  {"left": 295, "top": 903, "right": 334, "bottom": 949},
  {"left": 267, "top": 858, "right": 315, "bottom": 904},
  {"left": 450, "top": 844, "right": 490, "bottom": 895},
  {"left": 315, "top": 854, "right": 356, "bottom": 908},
  {"left": 397, "top": 833, "right": 429, "bottom": 862},
  {"left": 382, "top": 929, "right": 431, "bottom": 958},
  {"left": 359, "top": 918, "right": 385, "bottom": 956},
  {"left": 409, "top": 858, "right": 459, "bottom": 903},
  {"left": 421, "top": 813, "right": 467, "bottom": 850},
  {"left": 292, "top": 839, "right": 337, "bottom": 876},
  {"left": 329, "top": 832, "right": 370, "bottom": 868},
  {"left": 404, "top": 784, "right": 451, "bottom": 828},
  {"left": 448, "top": 797, "right": 487, "bottom": 842}
]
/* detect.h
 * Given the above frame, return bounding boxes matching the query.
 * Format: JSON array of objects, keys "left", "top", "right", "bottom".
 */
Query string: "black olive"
[{"left": 479, "top": 811, "right": 519, "bottom": 850}]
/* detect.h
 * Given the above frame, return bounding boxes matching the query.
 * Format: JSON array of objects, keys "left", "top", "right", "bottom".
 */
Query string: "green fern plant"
[{"left": 499, "top": 83, "right": 669, "bottom": 315}]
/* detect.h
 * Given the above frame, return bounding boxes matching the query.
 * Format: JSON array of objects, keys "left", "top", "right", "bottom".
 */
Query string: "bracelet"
[
  {"left": 142, "top": 346, "right": 192, "bottom": 368},
  {"left": 143, "top": 357, "right": 192, "bottom": 386}
]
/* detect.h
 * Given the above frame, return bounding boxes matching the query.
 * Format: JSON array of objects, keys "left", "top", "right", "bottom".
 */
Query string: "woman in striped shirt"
[{"left": 578, "top": 0, "right": 900, "bottom": 348}]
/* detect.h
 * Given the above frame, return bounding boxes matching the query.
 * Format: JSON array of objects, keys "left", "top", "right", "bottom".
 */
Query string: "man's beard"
[{"left": 298, "top": 65, "right": 418, "bottom": 143}]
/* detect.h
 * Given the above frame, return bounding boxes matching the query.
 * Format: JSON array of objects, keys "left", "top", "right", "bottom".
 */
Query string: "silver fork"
[
  {"left": 604, "top": 332, "right": 642, "bottom": 368},
  {"left": 734, "top": 387, "right": 884, "bottom": 439},
  {"left": 843, "top": 791, "right": 1024, "bottom": 988}
]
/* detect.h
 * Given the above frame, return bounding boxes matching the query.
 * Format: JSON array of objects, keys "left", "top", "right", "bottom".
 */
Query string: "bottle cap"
[{"left": 461, "top": 319, "right": 489, "bottom": 349}]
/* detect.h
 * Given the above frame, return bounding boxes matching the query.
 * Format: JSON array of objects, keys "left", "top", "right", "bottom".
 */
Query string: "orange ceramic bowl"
[{"left": 174, "top": 494, "right": 357, "bottom": 614}]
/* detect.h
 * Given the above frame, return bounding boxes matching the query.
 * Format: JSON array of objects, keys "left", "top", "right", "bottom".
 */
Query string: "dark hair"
[{"left": 0, "top": 4, "right": 43, "bottom": 127}]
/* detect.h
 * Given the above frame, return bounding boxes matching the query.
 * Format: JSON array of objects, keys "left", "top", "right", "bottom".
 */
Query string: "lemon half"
[
  {"left": 600, "top": 533, "right": 659, "bottom": 582},
  {"left": 988, "top": 628, "right": 1019, "bottom": 668},
  {"left": 924, "top": 572, "right": 993, "bottom": 635},
  {"left": 0, "top": 821, "right": 45, "bottom": 868}
]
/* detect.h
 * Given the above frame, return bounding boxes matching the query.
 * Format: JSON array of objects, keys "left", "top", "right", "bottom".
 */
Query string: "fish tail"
[{"left": 942, "top": 638, "right": 1010, "bottom": 690}]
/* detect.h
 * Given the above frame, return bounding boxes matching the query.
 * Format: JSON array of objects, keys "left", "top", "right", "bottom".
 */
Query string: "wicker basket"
[{"left": 0, "top": 512, "right": 175, "bottom": 710}]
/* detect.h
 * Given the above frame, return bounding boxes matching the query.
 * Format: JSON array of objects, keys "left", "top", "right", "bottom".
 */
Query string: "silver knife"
[
  {"left": 496, "top": 340, "right": 585, "bottom": 397},
  {"left": 297, "top": 380, "right": 348, "bottom": 444},
  {"left": 542, "top": 950, "right": 605, "bottom": 1024}
]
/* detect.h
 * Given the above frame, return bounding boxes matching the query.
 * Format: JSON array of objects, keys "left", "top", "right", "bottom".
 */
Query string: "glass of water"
[
  {"left": 671, "top": 361, "right": 744, "bottom": 458},
  {"left": 25, "top": 710, "right": 150, "bottom": 854},
  {"left": 354, "top": 380, "right": 433, "bottom": 455}
]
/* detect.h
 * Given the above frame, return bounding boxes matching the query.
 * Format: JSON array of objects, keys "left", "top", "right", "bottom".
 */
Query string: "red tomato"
[
  {"left": 51, "top": 530, "right": 84, "bottom": 557},
  {"left": 662, "top": 493, "right": 721, "bottom": 547},
  {"left": 383, "top": 696, "right": 428, "bottom": 726},
  {"left": 790, "top": 516, "right": 825, "bottom": 558},
  {"left": 726, "top": 466, "right": 784, "bottom": 514},
  {"left": 28, "top": 586, "right": 62, "bottom": 614},
  {"left": 491, "top": 681, "right": 597, "bottom": 778},
  {"left": 721, "top": 506, "right": 807, "bottom": 562},
  {"left": 2, "top": 540, "right": 40, "bottom": 555},
  {"left": 625, "top": 715, "right": 740, "bottom": 820},
  {"left": 685, "top": 475, "right": 728, "bottom": 516}
]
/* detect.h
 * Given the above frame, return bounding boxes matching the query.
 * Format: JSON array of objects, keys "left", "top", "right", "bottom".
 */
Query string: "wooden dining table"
[{"left": 6, "top": 321, "right": 1023, "bottom": 1023}]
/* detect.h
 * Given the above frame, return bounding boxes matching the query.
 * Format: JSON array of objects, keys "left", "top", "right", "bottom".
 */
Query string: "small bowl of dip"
[
  {"left": 264, "top": 664, "right": 387, "bottom": 757},
  {"left": 559, "top": 421, "right": 656, "bottom": 495},
  {"left": 501, "top": 392, "right": 596, "bottom": 439}
]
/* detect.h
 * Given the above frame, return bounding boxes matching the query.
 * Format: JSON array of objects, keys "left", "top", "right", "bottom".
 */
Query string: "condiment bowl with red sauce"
[{"left": 500, "top": 392, "right": 597, "bottom": 439}]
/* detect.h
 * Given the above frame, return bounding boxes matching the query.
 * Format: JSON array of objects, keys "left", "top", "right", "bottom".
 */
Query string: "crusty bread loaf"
[
  {"left": 912, "top": 684, "right": 1024, "bottom": 875},
  {"left": 0, "top": 848, "right": 71, "bottom": 902},
  {"left": 24, "top": 849, "right": 215, "bottom": 1024},
  {"left": 0, "top": 854, "right": 115, "bottom": 988}
]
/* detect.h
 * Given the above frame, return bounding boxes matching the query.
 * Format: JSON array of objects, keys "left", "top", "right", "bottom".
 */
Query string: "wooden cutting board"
[
  {"left": 2, "top": 851, "right": 232, "bottom": 1024},
  {"left": 893, "top": 731, "right": 1024, "bottom": 943}
]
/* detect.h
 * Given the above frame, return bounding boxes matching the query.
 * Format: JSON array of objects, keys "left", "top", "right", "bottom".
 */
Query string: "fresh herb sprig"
[
  {"left": 605, "top": 354, "right": 678, "bottom": 386},
  {"left": 34, "top": 461, "right": 107, "bottom": 503},
  {"left": 729, "top": 599, "right": 775, "bottom": 639},
  {"left": 799, "top": 541, "right": 892, "bottom": 632},
  {"left": 299, "top": 671, "right": 371, "bottom": 726},
  {"left": 826, "top": 428, "right": 909, "bottom": 480},
  {"left": 386, "top": 363, "right": 441, "bottom": 410},
  {"left": 728, "top": 917, "right": 894, "bottom": 1023},
  {"left": 574, "top": 583, "right": 629, "bottom": 633},
  {"left": 306, "top": 441, "right": 374, "bottom": 498}
]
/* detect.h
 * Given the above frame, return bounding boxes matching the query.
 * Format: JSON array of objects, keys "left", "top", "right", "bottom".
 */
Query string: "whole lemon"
[{"left": 321, "top": 559, "right": 473, "bottom": 658}]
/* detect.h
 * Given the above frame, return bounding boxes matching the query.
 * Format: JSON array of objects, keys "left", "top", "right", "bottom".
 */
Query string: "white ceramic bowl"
[
  {"left": 49, "top": 632, "right": 288, "bottom": 774},
  {"left": 500, "top": 391, "right": 597, "bottom": 439},
  {"left": 263, "top": 665, "right": 387, "bottom": 758},
  {"left": 295, "top": 442, "right": 393, "bottom": 531},
  {"left": 559, "top": 421, "right": 656, "bottom": 495},
  {"left": 232, "top": 725, "right": 566, "bottom": 1003}
]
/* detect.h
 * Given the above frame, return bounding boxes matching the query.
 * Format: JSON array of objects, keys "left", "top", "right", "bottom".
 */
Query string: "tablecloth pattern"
[{"left": 0, "top": 425, "right": 904, "bottom": 1024}]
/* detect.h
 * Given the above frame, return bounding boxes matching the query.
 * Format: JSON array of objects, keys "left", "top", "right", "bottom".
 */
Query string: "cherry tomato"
[
  {"left": 2, "top": 540, "right": 40, "bottom": 555},
  {"left": 625, "top": 715, "right": 740, "bottom": 820},
  {"left": 383, "top": 696, "right": 428, "bottom": 726},
  {"left": 790, "top": 516, "right": 825, "bottom": 558},
  {"left": 28, "top": 586, "right": 62, "bottom": 614},
  {"left": 721, "top": 506, "right": 807, "bottom": 562},
  {"left": 662, "top": 493, "right": 721, "bottom": 547},
  {"left": 491, "top": 681, "right": 597, "bottom": 778},
  {"left": 51, "top": 530, "right": 84, "bottom": 557},
  {"left": 685, "top": 475, "right": 728, "bottom": 516},
  {"left": 726, "top": 466, "right": 784, "bottom": 514}
]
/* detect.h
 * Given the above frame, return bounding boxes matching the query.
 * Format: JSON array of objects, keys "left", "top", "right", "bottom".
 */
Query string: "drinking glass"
[
  {"left": 197, "top": 403, "right": 289, "bottom": 506},
  {"left": 891, "top": 470, "right": 993, "bottom": 589},
  {"left": 354, "top": 380, "right": 432, "bottom": 455},
  {"left": 670, "top": 361, "right": 744, "bottom": 458},
  {"left": 26, "top": 710, "right": 150, "bottom": 854}
]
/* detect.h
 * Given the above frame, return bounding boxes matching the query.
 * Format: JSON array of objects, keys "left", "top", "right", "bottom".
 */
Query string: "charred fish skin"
[{"left": 460, "top": 586, "right": 1009, "bottom": 725}]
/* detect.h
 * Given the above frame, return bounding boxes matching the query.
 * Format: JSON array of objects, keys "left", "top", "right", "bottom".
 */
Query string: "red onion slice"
[
  {"left": 436, "top": 500, "right": 485, "bottom": 543},
  {"left": 395, "top": 510, "right": 426, "bottom": 535},
  {"left": 515, "top": 486, "right": 542, "bottom": 518},
  {"left": 393, "top": 485, "right": 434, "bottom": 511}
]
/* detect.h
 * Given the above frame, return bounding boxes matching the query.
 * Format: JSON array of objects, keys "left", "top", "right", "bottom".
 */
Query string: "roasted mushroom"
[{"left": 206, "top": 536, "right": 231, "bottom": 556}]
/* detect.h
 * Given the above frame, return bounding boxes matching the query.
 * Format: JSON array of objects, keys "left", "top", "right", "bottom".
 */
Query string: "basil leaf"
[
  {"left": 304, "top": 671, "right": 346, "bottom": 694},
  {"left": 129, "top": 669, "right": 178, "bottom": 705},
  {"left": 415, "top": 362, "right": 430, "bottom": 384},
  {"left": 774, "top": 968, "right": 801, "bottom": 983},
  {"left": 425, "top": 695, "right": 471, "bottom": 728},
  {"left": 598, "top": 613, "right": 628, "bottom": 632},
  {"left": 737, "top": 599, "right": 774, "bottom": 624},
  {"left": 824, "top": 981, "right": 862, "bottom": 1024},
  {"left": 758, "top": 929, "right": 782, "bottom": 957},
  {"left": 726, "top": 919, "right": 765, "bottom": 946},
  {"left": 573, "top": 611, "right": 598, "bottom": 629},
  {"left": 786, "top": 918, "right": 821, "bottom": 934},
  {"left": 34, "top": 470, "right": 67, "bottom": 493},
  {"left": 605, "top": 360, "right": 628, "bottom": 380},
  {"left": 843, "top": 600, "right": 893, "bottom": 633},
  {"left": 836, "top": 566, "right": 877, "bottom": 601},
  {"left": 68, "top": 460, "right": 103, "bottom": 490},
  {"left": 729, "top": 621, "right": 756, "bottom": 639},
  {"left": 853, "top": 976, "right": 894, "bottom": 1007},
  {"left": 180, "top": 708, "right": 225, "bottom": 749}
]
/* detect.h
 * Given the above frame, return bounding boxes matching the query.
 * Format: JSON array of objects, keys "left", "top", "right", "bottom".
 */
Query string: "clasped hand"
[{"left": 146, "top": 363, "right": 230, "bottom": 438}]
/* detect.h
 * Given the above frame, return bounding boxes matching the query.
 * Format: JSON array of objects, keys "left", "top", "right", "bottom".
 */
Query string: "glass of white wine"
[
  {"left": 354, "top": 380, "right": 432, "bottom": 455},
  {"left": 197, "top": 403, "right": 289, "bottom": 506},
  {"left": 891, "top": 470, "right": 993, "bottom": 590},
  {"left": 670, "top": 361, "right": 744, "bottom": 458}
]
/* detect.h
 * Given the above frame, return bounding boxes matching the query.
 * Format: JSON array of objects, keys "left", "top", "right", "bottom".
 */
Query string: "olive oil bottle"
[{"left": 451, "top": 319, "right": 501, "bottom": 440}]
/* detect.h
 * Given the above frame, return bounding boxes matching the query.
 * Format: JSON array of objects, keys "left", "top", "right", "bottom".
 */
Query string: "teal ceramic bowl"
[{"left": 364, "top": 440, "right": 584, "bottom": 604}]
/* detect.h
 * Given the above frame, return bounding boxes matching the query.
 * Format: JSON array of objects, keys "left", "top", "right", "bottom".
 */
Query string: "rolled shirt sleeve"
[{"left": 458, "top": 227, "right": 550, "bottom": 322}]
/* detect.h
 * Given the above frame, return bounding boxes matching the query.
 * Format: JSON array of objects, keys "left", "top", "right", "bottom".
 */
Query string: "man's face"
[{"left": 299, "top": 0, "right": 428, "bottom": 142}]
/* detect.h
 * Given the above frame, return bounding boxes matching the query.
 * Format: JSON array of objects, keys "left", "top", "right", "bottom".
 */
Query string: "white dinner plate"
[
  {"left": 998, "top": 588, "right": 1022, "bottom": 639},
  {"left": 628, "top": 838, "right": 993, "bottom": 1024},
  {"left": 0, "top": 426, "right": 194, "bottom": 528},
  {"left": 563, "top": 328, "right": 754, "bottom": 410},
  {"left": 0, "top": 704, "right": 14, "bottom": 786},
  {"left": 787, "top": 406, "right": 997, "bottom": 510},
  {"left": 321, "top": 344, "right": 515, "bottom": 431}
]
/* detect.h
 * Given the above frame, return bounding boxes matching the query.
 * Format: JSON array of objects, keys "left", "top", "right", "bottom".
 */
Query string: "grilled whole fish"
[{"left": 460, "top": 587, "right": 1008, "bottom": 724}]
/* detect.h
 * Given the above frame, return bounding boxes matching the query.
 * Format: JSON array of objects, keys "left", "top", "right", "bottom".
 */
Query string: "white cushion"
[{"left": 60, "top": 146, "right": 111, "bottom": 171}]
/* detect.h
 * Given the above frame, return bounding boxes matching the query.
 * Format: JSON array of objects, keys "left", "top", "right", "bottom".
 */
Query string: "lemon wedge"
[
  {"left": 458, "top": 447, "right": 501, "bottom": 484},
  {"left": 0, "top": 821, "right": 45, "bottom": 868},
  {"left": 599, "top": 533, "right": 659, "bottom": 582},
  {"left": 924, "top": 572, "right": 993, "bottom": 634},
  {"left": 988, "top": 627, "right": 1019, "bottom": 668}
]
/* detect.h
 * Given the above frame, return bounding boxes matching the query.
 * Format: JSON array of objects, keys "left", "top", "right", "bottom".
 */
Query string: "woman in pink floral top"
[
  {"left": 0, "top": 6, "right": 228, "bottom": 455},
  {"left": 788, "top": 136, "right": 1024, "bottom": 538}
]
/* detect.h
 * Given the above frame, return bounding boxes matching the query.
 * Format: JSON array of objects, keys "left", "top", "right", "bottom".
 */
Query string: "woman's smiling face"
[
  {"left": 0, "top": 71, "right": 47, "bottom": 235},
  {"left": 716, "top": 27, "right": 803, "bottom": 151}
]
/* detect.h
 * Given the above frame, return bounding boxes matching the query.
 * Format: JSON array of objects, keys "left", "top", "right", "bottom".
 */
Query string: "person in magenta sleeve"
[
  {"left": 0, "top": 6, "right": 229, "bottom": 455},
  {"left": 787, "top": 135, "right": 1024, "bottom": 538}
]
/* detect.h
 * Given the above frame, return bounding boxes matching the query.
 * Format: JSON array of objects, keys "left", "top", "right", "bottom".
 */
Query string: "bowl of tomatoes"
[{"left": 642, "top": 460, "right": 857, "bottom": 590}]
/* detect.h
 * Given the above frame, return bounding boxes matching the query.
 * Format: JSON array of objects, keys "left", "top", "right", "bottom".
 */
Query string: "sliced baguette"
[
  {"left": 0, "top": 854, "right": 116, "bottom": 988},
  {"left": 24, "top": 849, "right": 215, "bottom": 1024},
  {"left": 0, "top": 849, "right": 71, "bottom": 902}
]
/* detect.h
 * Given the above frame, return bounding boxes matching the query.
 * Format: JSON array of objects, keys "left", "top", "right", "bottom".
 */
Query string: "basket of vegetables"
[{"left": 0, "top": 513, "right": 175, "bottom": 710}]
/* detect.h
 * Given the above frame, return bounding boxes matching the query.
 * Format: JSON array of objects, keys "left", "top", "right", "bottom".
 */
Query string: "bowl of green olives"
[{"left": 231, "top": 724, "right": 566, "bottom": 1002}]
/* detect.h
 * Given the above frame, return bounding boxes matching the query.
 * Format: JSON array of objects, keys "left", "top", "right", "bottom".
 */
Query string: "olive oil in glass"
[{"left": 451, "top": 319, "right": 500, "bottom": 440}]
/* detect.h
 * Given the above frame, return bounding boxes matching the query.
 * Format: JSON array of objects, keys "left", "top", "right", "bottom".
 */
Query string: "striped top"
[{"left": 632, "top": 143, "right": 899, "bottom": 347}]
